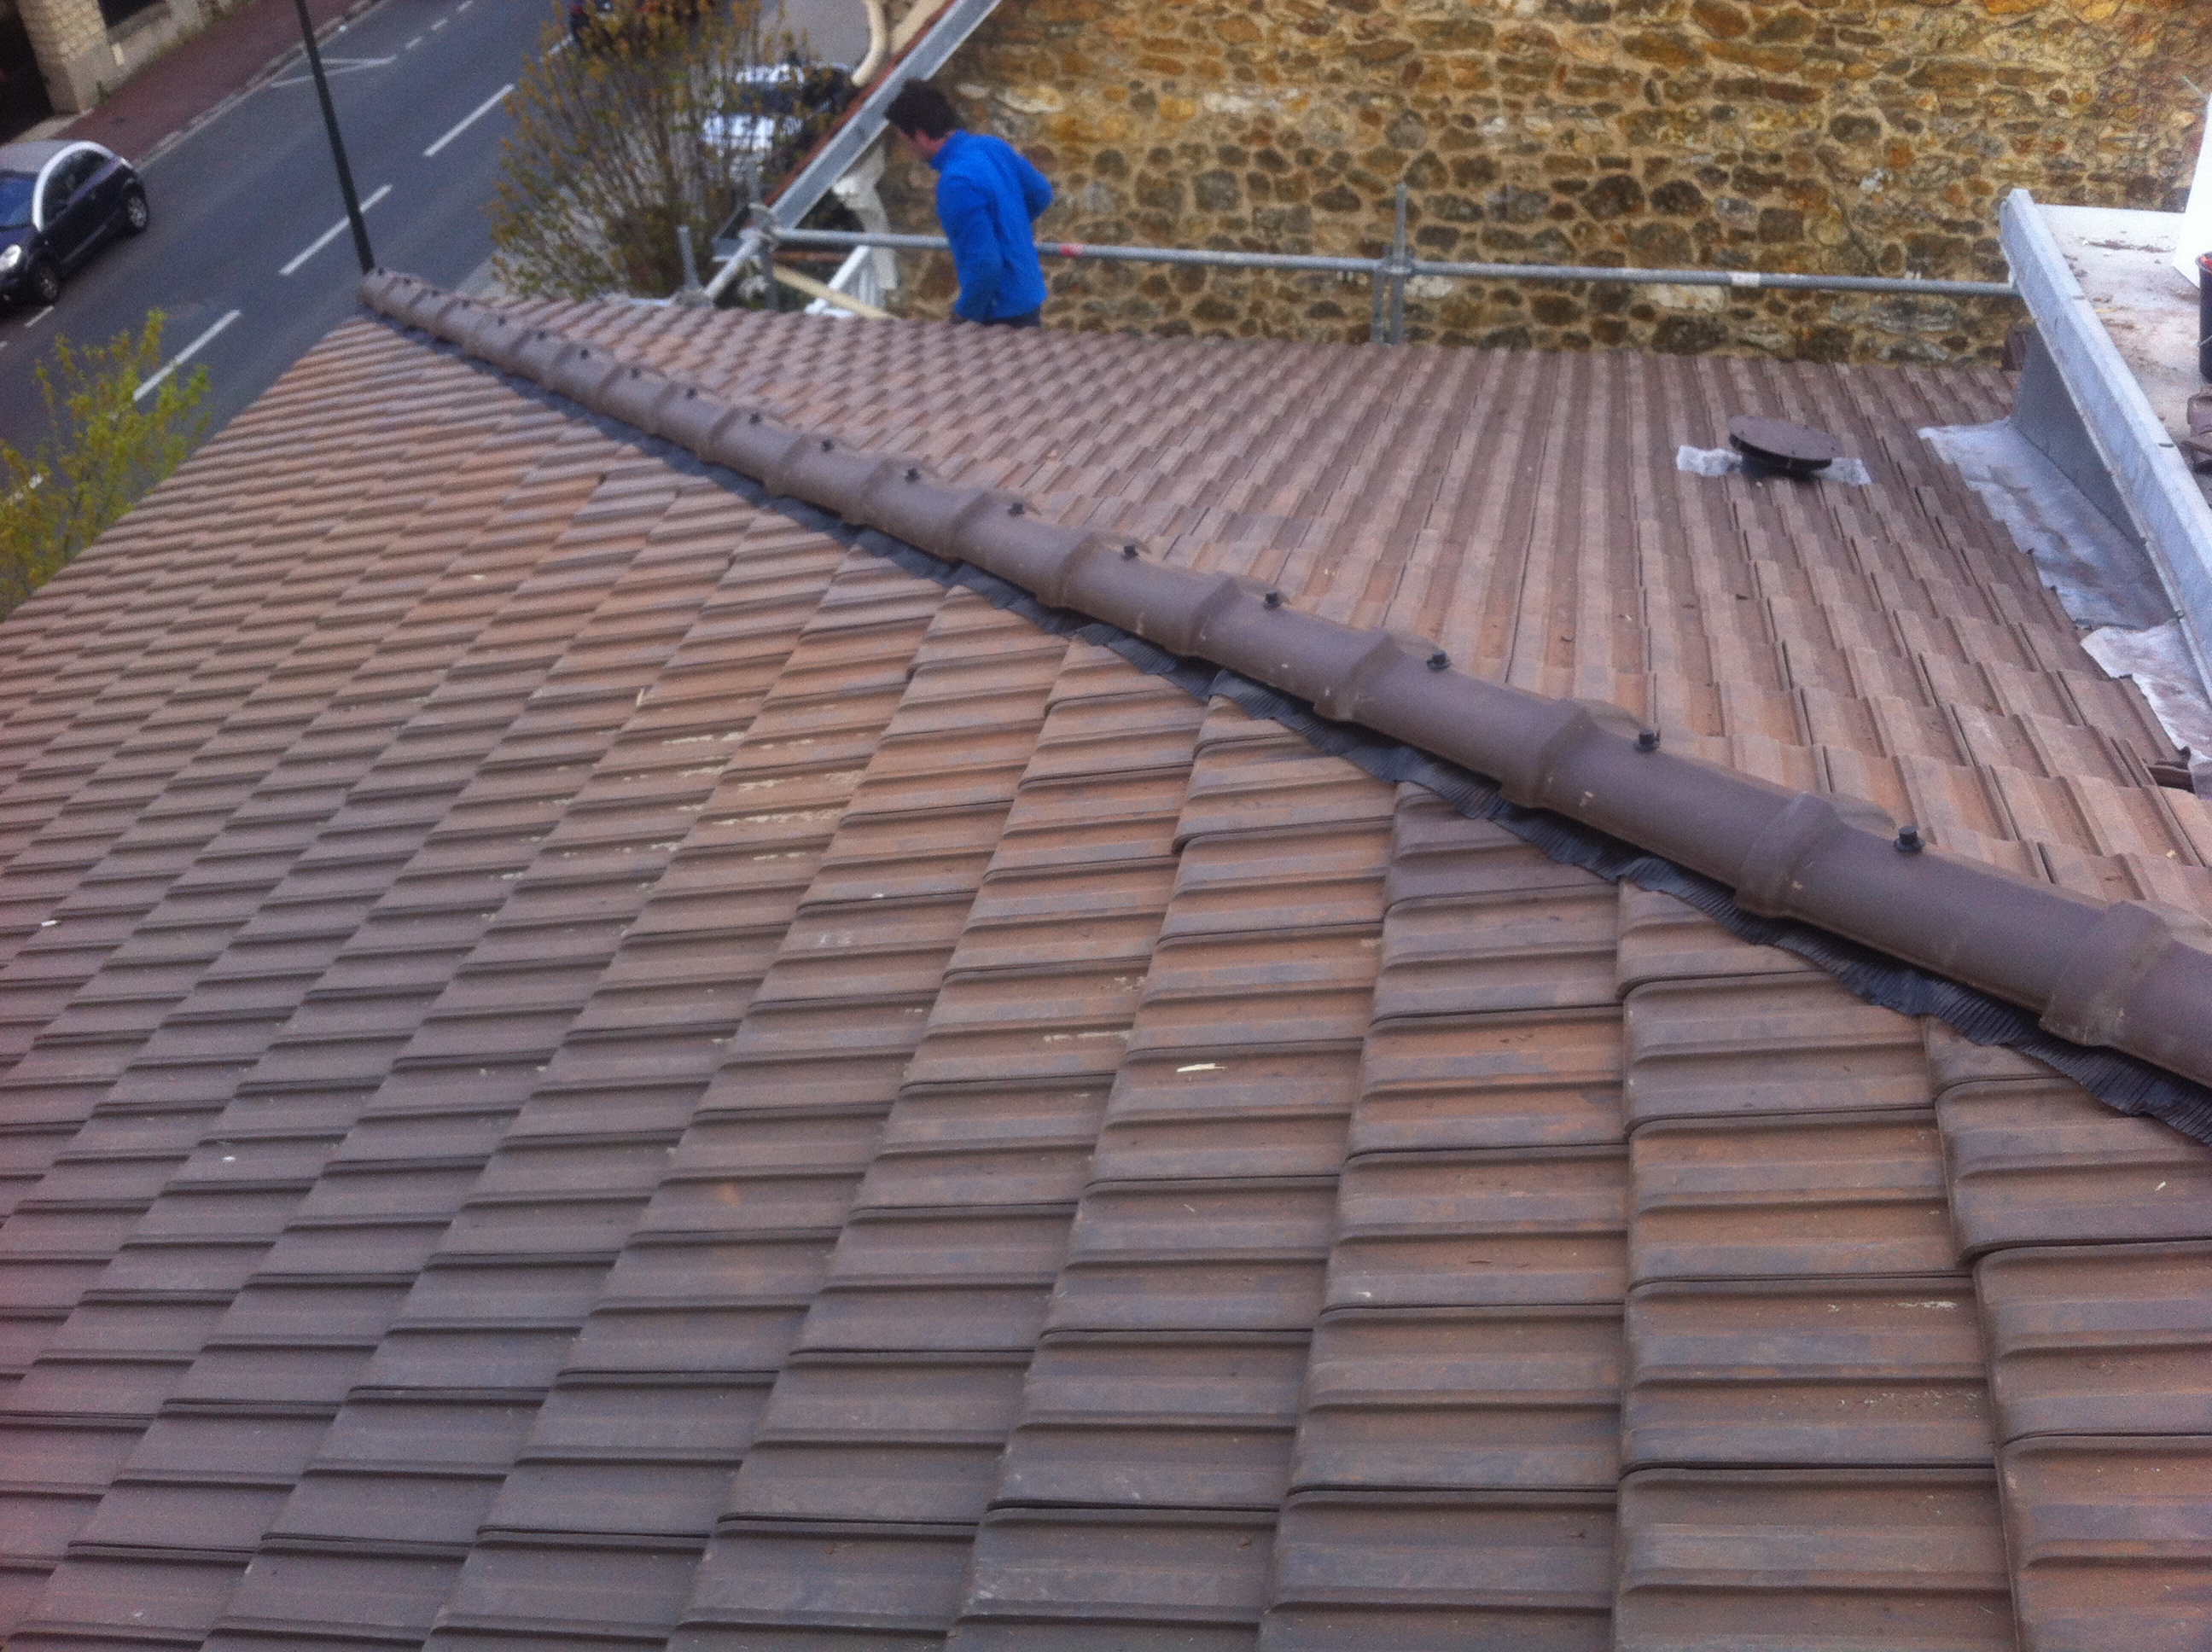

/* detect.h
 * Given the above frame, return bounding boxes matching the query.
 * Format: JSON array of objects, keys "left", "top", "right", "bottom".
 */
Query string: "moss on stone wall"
[{"left": 877, "top": 0, "right": 2210, "bottom": 364}]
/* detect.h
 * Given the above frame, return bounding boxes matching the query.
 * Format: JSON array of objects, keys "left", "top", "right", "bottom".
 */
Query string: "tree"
[
  {"left": 488, "top": 0, "right": 853, "bottom": 300},
  {"left": 0, "top": 312, "right": 209, "bottom": 621}
]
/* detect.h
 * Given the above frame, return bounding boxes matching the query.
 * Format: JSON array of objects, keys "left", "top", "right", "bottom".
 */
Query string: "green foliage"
[
  {"left": 489, "top": 0, "right": 843, "bottom": 300},
  {"left": 0, "top": 312, "right": 208, "bottom": 620}
]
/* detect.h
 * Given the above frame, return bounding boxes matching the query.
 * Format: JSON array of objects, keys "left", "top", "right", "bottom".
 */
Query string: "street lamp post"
[{"left": 289, "top": 0, "right": 375, "bottom": 273}]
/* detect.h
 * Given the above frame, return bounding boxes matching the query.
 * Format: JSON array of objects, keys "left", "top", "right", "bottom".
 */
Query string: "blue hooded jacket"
[{"left": 930, "top": 129, "right": 1053, "bottom": 323}]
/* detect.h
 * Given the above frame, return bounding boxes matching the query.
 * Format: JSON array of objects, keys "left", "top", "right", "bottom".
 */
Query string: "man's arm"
[
  {"left": 1016, "top": 149, "right": 1053, "bottom": 221},
  {"left": 937, "top": 173, "right": 1002, "bottom": 323}
]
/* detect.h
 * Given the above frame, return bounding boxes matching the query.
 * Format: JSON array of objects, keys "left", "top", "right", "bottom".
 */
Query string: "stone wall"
[
  {"left": 876, "top": 0, "right": 2212, "bottom": 364},
  {"left": 18, "top": 0, "right": 108, "bottom": 112}
]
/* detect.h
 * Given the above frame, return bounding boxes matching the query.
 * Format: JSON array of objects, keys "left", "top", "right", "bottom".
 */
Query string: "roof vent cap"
[{"left": 1728, "top": 414, "right": 1842, "bottom": 479}]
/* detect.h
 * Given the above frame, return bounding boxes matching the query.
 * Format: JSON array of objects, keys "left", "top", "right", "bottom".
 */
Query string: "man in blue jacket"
[{"left": 886, "top": 81, "right": 1053, "bottom": 328}]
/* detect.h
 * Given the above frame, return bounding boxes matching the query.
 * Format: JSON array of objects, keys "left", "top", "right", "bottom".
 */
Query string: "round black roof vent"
[{"left": 1728, "top": 415, "right": 1843, "bottom": 479}]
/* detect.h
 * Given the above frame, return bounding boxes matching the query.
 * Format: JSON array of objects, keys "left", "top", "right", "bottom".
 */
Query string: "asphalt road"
[{"left": 0, "top": 0, "right": 866, "bottom": 457}]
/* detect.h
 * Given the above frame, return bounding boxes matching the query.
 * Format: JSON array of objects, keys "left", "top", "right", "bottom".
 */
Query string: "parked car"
[
  {"left": 701, "top": 60, "right": 855, "bottom": 183},
  {"left": 0, "top": 139, "right": 147, "bottom": 309},
  {"left": 565, "top": 0, "right": 702, "bottom": 49}
]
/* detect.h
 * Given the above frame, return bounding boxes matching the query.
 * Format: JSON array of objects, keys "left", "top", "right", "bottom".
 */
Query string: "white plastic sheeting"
[
  {"left": 2082, "top": 620, "right": 2212, "bottom": 788},
  {"left": 1924, "top": 417, "right": 2212, "bottom": 786},
  {"left": 1675, "top": 445, "right": 1874, "bottom": 486}
]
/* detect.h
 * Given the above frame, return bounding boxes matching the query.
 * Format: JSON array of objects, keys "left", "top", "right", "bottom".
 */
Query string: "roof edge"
[
  {"left": 2000, "top": 189, "right": 2212, "bottom": 691},
  {"left": 353, "top": 270, "right": 2212, "bottom": 1126}
]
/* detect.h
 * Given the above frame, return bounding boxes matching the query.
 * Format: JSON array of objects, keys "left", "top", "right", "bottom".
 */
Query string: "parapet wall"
[{"left": 876, "top": 0, "right": 2210, "bottom": 364}]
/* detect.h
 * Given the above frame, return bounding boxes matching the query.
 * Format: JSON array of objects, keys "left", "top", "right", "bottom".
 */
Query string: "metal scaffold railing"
[{"left": 738, "top": 189, "right": 2018, "bottom": 344}]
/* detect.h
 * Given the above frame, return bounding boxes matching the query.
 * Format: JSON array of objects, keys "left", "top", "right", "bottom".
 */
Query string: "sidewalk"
[{"left": 48, "top": 0, "right": 382, "bottom": 164}]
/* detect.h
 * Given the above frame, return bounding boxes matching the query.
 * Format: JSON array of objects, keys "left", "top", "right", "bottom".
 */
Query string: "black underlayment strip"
[
  {"left": 846, "top": 519, "right": 2212, "bottom": 1147},
  {"left": 409, "top": 321, "right": 2212, "bottom": 1149}
]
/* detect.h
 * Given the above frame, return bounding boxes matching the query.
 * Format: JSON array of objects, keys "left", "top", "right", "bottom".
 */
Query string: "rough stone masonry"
[{"left": 877, "top": 0, "right": 2211, "bottom": 364}]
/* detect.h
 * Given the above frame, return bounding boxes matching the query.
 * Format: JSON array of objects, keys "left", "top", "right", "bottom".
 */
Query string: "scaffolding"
[{"left": 725, "top": 180, "right": 2018, "bottom": 345}]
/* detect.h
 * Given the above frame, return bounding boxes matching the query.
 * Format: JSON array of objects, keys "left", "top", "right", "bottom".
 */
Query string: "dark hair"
[{"left": 885, "top": 80, "right": 958, "bottom": 140}]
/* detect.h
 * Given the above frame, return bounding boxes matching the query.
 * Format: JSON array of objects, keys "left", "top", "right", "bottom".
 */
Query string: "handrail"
[
  {"left": 760, "top": 225, "right": 2022, "bottom": 303},
  {"left": 852, "top": 0, "right": 889, "bottom": 85}
]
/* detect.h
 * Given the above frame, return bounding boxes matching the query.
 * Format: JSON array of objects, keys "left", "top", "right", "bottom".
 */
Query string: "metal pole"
[
  {"left": 758, "top": 229, "right": 2019, "bottom": 300},
  {"left": 702, "top": 163, "right": 769, "bottom": 303},
  {"left": 1388, "top": 183, "right": 1409, "bottom": 346},
  {"left": 291, "top": 0, "right": 374, "bottom": 273},
  {"left": 673, "top": 224, "right": 707, "bottom": 307},
  {"left": 705, "top": 228, "right": 762, "bottom": 303}
]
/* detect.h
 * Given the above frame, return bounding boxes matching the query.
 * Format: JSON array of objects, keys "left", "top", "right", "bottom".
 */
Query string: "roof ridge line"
[{"left": 353, "top": 271, "right": 2212, "bottom": 1143}]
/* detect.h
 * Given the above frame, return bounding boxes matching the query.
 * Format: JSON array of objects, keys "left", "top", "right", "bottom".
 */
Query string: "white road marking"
[
  {"left": 423, "top": 84, "right": 514, "bottom": 157},
  {"left": 431, "top": 16, "right": 447, "bottom": 28},
  {"left": 405, "top": 33, "right": 422, "bottom": 47},
  {"left": 271, "top": 53, "right": 395, "bottom": 85},
  {"left": 22, "top": 306, "right": 52, "bottom": 329},
  {"left": 278, "top": 183, "right": 393, "bottom": 276},
  {"left": 134, "top": 310, "right": 240, "bottom": 403}
]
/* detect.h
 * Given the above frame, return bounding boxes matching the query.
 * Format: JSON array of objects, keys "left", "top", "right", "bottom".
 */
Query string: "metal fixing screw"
[
  {"left": 905, "top": 467, "right": 922, "bottom": 483},
  {"left": 1263, "top": 590, "right": 1283, "bottom": 608},
  {"left": 1895, "top": 825, "right": 1925, "bottom": 853},
  {"left": 820, "top": 438, "right": 834, "bottom": 451},
  {"left": 1427, "top": 650, "right": 1448, "bottom": 671},
  {"left": 1122, "top": 544, "right": 1139, "bottom": 559},
  {"left": 1008, "top": 501, "right": 1026, "bottom": 516},
  {"left": 1637, "top": 729, "right": 1661, "bottom": 752}
]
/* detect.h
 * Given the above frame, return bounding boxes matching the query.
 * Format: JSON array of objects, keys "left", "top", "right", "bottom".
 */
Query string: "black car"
[{"left": 0, "top": 139, "right": 148, "bottom": 310}]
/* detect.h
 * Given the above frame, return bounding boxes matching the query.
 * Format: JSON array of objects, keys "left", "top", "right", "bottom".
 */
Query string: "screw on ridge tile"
[
  {"left": 1122, "top": 544, "right": 1140, "bottom": 558},
  {"left": 1637, "top": 728, "right": 1660, "bottom": 752},
  {"left": 821, "top": 438, "right": 834, "bottom": 451},
  {"left": 905, "top": 467, "right": 922, "bottom": 482},
  {"left": 1895, "top": 825, "right": 1925, "bottom": 853},
  {"left": 1263, "top": 590, "right": 1282, "bottom": 608},
  {"left": 748, "top": 412, "right": 763, "bottom": 424},
  {"left": 1008, "top": 501, "right": 1026, "bottom": 515},
  {"left": 1428, "top": 651, "right": 1448, "bottom": 671}
]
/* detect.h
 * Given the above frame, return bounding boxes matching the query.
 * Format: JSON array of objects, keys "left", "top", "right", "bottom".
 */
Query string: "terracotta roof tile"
[{"left": 3, "top": 294, "right": 2212, "bottom": 1647}]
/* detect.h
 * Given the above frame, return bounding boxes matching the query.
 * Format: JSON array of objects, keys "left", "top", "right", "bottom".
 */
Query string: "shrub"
[
  {"left": 489, "top": 0, "right": 853, "bottom": 299},
  {"left": 0, "top": 312, "right": 208, "bottom": 620}
]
